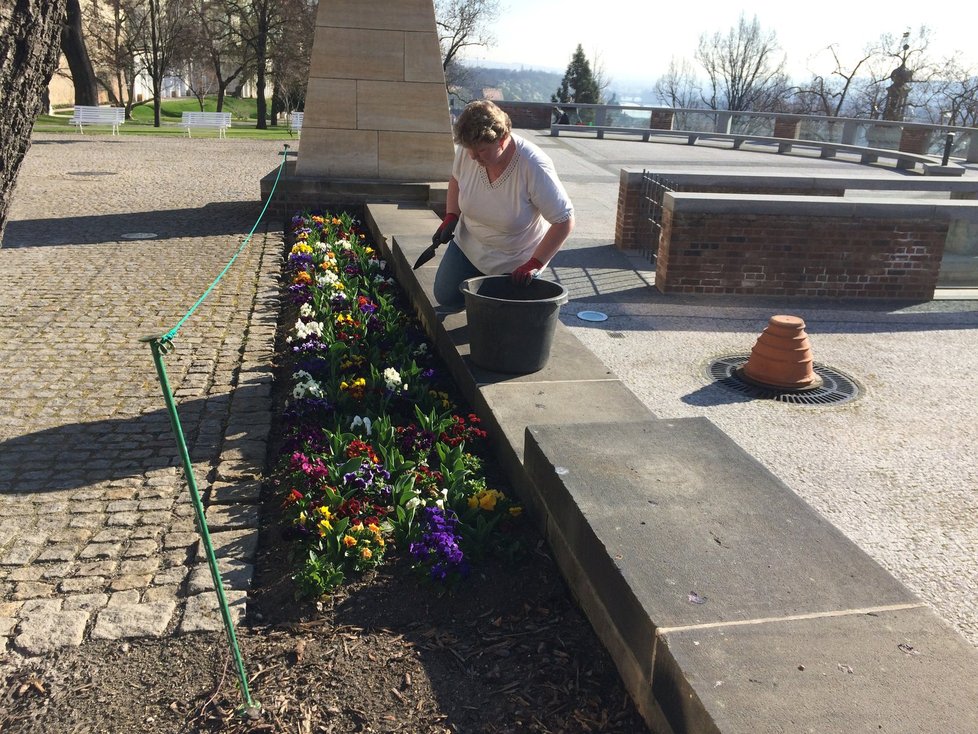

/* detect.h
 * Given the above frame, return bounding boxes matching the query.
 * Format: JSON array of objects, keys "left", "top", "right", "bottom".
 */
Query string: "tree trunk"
[
  {"left": 61, "top": 0, "right": 99, "bottom": 106},
  {"left": 0, "top": 0, "right": 69, "bottom": 243}
]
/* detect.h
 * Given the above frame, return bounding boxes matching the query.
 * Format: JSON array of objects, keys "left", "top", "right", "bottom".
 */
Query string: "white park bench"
[
  {"left": 69, "top": 106, "right": 125, "bottom": 135},
  {"left": 290, "top": 111, "right": 303, "bottom": 138},
  {"left": 180, "top": 111, "right": 232, "bottom": 138}
]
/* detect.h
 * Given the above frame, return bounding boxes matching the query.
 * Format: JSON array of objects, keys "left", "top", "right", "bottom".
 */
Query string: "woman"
[{"left": 432, "top": 100, "right": 575, "bottom": 308}]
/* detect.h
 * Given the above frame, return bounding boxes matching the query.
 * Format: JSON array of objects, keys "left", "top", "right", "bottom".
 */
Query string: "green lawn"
[{"left": 37, "top": 96, "right": 299, "bottom": 140}]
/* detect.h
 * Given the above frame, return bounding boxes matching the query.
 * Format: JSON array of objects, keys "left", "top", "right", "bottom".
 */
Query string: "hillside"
[{"left": 452, "top": 65, "right": 563, "bottom": 102}]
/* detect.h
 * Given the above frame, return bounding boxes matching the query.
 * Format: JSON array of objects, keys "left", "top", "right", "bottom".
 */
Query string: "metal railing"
[{"left": 500, "top": 101, "right": 978, "bottom": 163}]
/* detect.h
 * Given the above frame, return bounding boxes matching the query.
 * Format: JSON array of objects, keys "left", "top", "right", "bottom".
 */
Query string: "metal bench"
[
  {"left": 290, "top": 111, "right": 303, "bottom": 138},
  {"left": 69, "top": 106, "right": 124, "bottom": 135},
  {"left": 180, "top": 111, "right": 232, "bottom": 138},
  {"left": 551, "top": 123, "right": 962, "bottom": 175}
]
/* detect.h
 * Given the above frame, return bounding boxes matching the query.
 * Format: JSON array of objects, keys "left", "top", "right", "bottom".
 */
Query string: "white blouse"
[{"left": 453, "top": 134, "right": 574, "bottom": 274}]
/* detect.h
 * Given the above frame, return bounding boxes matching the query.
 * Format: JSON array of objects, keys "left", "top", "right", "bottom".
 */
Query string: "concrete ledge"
[
  {"left": 525, "top": 420, "right": 978, "bottom": 733},
  {"left": 621, "top": 167, "right": 978, "bottom": 194},
  {"left": 665, "top": 192, "right": 978, "bottom": 221}
]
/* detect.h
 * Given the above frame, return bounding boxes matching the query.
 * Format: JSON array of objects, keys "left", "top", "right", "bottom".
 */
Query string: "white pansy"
[
  {"left": 405, "top": 496, "right": 421, "bottom": 510},
  {"left": 317, "top": 269, "right": 338, "bottom": 285},
  {"left": 383, "top": 367, "right": 402, "bottom": 390},
  {"left": 350, "top": 415, "right": 373, "bottom": 435},
  {"left": 338, "top": 239, "right": 353, "bottom": 250},
  {"left": 299, "top": 302, "right": 314, "bottom": 318},
  {"left": 291, "top": 370, "right": 324, "bottom": 400},
  {"left": 294, "top": 319, "right": 324, "bottom": 340}
]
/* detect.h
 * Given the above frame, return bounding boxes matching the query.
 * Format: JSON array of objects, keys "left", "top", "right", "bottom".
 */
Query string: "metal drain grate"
[{"left": 707, "top": 354, "right": 860, "bottom": 406}]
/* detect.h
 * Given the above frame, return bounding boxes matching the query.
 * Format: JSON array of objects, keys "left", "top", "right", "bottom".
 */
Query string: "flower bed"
[{"left": 275, "top": 212, "right": 522, "bottom": 597}]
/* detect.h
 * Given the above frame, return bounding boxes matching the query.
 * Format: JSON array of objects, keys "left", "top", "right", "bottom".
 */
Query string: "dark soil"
[{"left": 1, "top": 516, "right": 650, "bottom": 734}]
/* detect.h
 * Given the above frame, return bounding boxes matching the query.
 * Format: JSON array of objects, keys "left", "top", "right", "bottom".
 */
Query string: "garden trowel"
[{"left": 412, "top": 235, "right": 441, "bottom": 269}]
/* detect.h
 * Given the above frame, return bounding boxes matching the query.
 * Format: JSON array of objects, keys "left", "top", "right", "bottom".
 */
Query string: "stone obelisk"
[{"left": 295, "top": 0, "right": 454, "bottom": 181}]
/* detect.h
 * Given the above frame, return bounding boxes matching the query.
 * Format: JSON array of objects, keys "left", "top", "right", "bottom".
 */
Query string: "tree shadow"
[{"left": 1, "top": 201, "right": 263, "bottom": 248}]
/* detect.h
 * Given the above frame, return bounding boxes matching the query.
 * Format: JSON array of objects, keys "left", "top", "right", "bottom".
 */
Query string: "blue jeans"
[{"left": 433, "top": 241, "right": 484, "bottom": 308}]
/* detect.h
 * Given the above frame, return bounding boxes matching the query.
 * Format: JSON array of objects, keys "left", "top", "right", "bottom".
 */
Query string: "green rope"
[{"left": 162, "top": 144, "right": 291, "bottom": 343}]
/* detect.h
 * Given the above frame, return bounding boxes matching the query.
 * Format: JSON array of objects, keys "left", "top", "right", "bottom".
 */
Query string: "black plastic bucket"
[{"left": 459, "top": 275, "right": 569, "bottom": 373}]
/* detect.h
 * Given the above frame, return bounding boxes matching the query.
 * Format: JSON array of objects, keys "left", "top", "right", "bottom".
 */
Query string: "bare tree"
[
  {"left": 695, "top": 14, "right": 789, "bottom": 112},
  {"left": 269, "top": 0, "right": 316, "bottom": 125},
  {"left": 84, "top": 0, "right": 147, "bottom": 117},
  {"left": 654, "top": 57, "right": 700, "bottom": 108},
  {"left": 185, "top": 0, "right": 252, "bottom": 113},
  {"left": 435, "top": 0, "right": 499, "bottom": 90},
  {"left": 61, "top": 0, "right": 100, "bottom": 106},
  {"left": 140, "top": 0, "right": 191, "bottom": 126},
  {"left": 1, "top": 0, "right": 68, "bottom": 242},
  {"left": 794, "top": 44, "right": 875, "bottom": 116}
]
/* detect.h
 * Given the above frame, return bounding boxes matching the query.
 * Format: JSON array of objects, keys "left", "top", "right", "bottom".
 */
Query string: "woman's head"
[{"left": 454, "top": 100, "right": 512, "bottom": 148}]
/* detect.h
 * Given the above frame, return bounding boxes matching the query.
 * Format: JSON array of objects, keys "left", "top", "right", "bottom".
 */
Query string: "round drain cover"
[
  {"left": 577, "top": 310, "right": 608, "bottom": 322},
  {"left": 707, "top": 354, "right": 860, "bottom": 406}
]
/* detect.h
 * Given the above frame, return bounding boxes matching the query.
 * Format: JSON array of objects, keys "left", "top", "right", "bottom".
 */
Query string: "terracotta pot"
[{"left": 739, "top": 315, "right": 823, "bottom": 390}]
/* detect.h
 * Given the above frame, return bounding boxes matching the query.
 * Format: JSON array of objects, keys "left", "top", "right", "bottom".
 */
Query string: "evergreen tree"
[{"left": 551, "top": 44, "right": 601, "bottom": 105}]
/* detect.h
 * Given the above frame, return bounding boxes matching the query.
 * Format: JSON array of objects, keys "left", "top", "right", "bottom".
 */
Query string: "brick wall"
[
  {"left": 655, "top": 210, "right": 947, "bottom": 299},
  {"left": 899, "top": 127, "right": 931, "bottom": 154},
  {"left": 614, "top": 172, "right": 845, "bottom": 251},
  {"left": 773, "top": 116, "right": 802, "bottom": 138}
]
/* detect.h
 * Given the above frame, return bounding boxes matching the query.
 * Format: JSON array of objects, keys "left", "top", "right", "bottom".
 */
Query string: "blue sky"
[{"left": 468, "top": 0, "right": 976, "bottom": 87}]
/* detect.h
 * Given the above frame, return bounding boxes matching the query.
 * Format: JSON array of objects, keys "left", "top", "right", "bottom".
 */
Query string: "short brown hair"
[{"left": 454, "top": 100, "right": 512, "bottom": 147}]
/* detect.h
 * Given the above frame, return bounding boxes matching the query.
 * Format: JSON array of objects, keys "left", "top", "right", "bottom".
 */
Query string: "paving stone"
[
  {"left": 106, "top": 590, "right": 141, "bottom": 607},
  {"left": 152, "top": 566, "right": 188, "bottom": 586},
  {"left": 1, "top": 541, "right": 43, "bottom": 565},
  {"left": 0, "top": 601, "right": 24, "bottom": 617},
  {"left": 79, "top": 543, "right": 123, "bottom": 560},
  {"left": 209, "top": 480, "right": 262, "bottom": 505},
  {"left": 123, "top": 539, "right": 159, "bottom": 558},
  {"left": 106, "top": 500, "right": 140, "bottom": 513},
  {"left": 48, "top": 528, "right": 93, "bottom": 544},
  {"left": 108, "top": 574, "right": 153, "bottom": 592},
  {"left": 187, "top": 561, "right": 254, "bottom": 594},
  {"left": 138, "top": 498, "right": 174, "bottom": 511},
  {"left": 199, "top": 530, "right": 259, "bottom": 562},
  {"left": 179, "top": 591, "right": 247, "bottom": 633},
  {"left": 36, "top": 545, "right": 79, "bottom": 562},
  {"left": 60, "top": 576, "right": 106, "bottom": 593},
  {"left": 92, "top": 528, "right": 131, "bottom": 544},
  {"left": 0, "top": 617, "right": 17, "bottom": 636},
  {"left": 12, "top": 582, "right": 55, "bottom": 600},
  {"left": 40, "top": 562, "right": 76, "bottom": 579},
  {"left": 14, "top": 610, "right": 89, "bottom": 654},
  {"left": 91, "top": 601, "right": 176, "bottom": 640},
  {"left": 204, "top": 503, "right": 260, "bottom": 531},
  {"left": 131, "top": 526, "right": 162, "bottom": 540},
  {"left": 143, "top": 585, "right": 179, "bottom": 604},
  {"left": 69, "top": 514, "right": 105, "bottom": 529},
  {"left": 119, "top": 557, "right": 161, "bottom": 575},
  {"left": 163, "top": 532, "right": 200, "bottom": 551},
  {"left": 62, "top": 593, "right": 109, "bottom": 613},
  {"left": 7, "top": 566, "right": 44, "bottom": 582},
  {"left": 140, "top": 510, "right": 172, "bottom": 526},
  {"left": 107, "top": 512, "right": 140, "bottom": 527},
  {"left": 76, "top": 560, "right": 118, "bottom": 576}
]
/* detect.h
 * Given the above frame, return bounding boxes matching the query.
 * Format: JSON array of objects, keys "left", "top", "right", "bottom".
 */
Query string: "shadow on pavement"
[
  {"left": 0, "top": 389, "right": 254, "bottom": 494},
  {"left": 1, "top": 201, "right": 263, "bottom": 248}
]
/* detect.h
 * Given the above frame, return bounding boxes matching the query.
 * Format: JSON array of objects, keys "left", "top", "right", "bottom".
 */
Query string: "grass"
[{"left": 36, "top": 96, "right": 299, "bottom": 140}]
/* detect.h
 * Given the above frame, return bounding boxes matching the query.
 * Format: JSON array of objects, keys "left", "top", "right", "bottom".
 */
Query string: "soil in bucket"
[{"left": 460, "top": 275, "right": 569, "bottom": 374}]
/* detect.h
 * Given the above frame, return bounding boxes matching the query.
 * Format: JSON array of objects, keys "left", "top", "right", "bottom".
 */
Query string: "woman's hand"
[
  {"left": 432, "top": 212, "right": 459, "bottom": 244},
  {"left": 511, "top": 257, "right": 543, "bottom": 286}
]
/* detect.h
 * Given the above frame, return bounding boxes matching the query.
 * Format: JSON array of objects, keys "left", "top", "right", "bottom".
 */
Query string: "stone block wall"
[{"left": 656, "top": 204, "right": 947, "bottom": 299}]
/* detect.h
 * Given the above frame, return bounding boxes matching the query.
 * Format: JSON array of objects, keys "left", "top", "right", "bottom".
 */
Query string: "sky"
[{"left": 467, "top": 0, "right": 977, "bottom": 90}]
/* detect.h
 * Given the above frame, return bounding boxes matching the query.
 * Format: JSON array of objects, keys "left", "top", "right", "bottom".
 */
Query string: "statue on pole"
[{"left": 882, "top": 34, "right": 912, "bottom": 121}]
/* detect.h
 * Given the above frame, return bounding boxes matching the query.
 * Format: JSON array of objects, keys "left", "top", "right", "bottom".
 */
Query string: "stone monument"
[
  {"left": 295, "top": 0, "right": 454, "bottom": 180},
  {"left": 882, "top": 43, "right": 912, "bottom": 122}
]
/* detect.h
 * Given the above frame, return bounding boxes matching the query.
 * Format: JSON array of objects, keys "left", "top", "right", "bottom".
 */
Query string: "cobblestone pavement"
[{"left": 0, "top": 135, "right": 287, "bottom": 661}]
